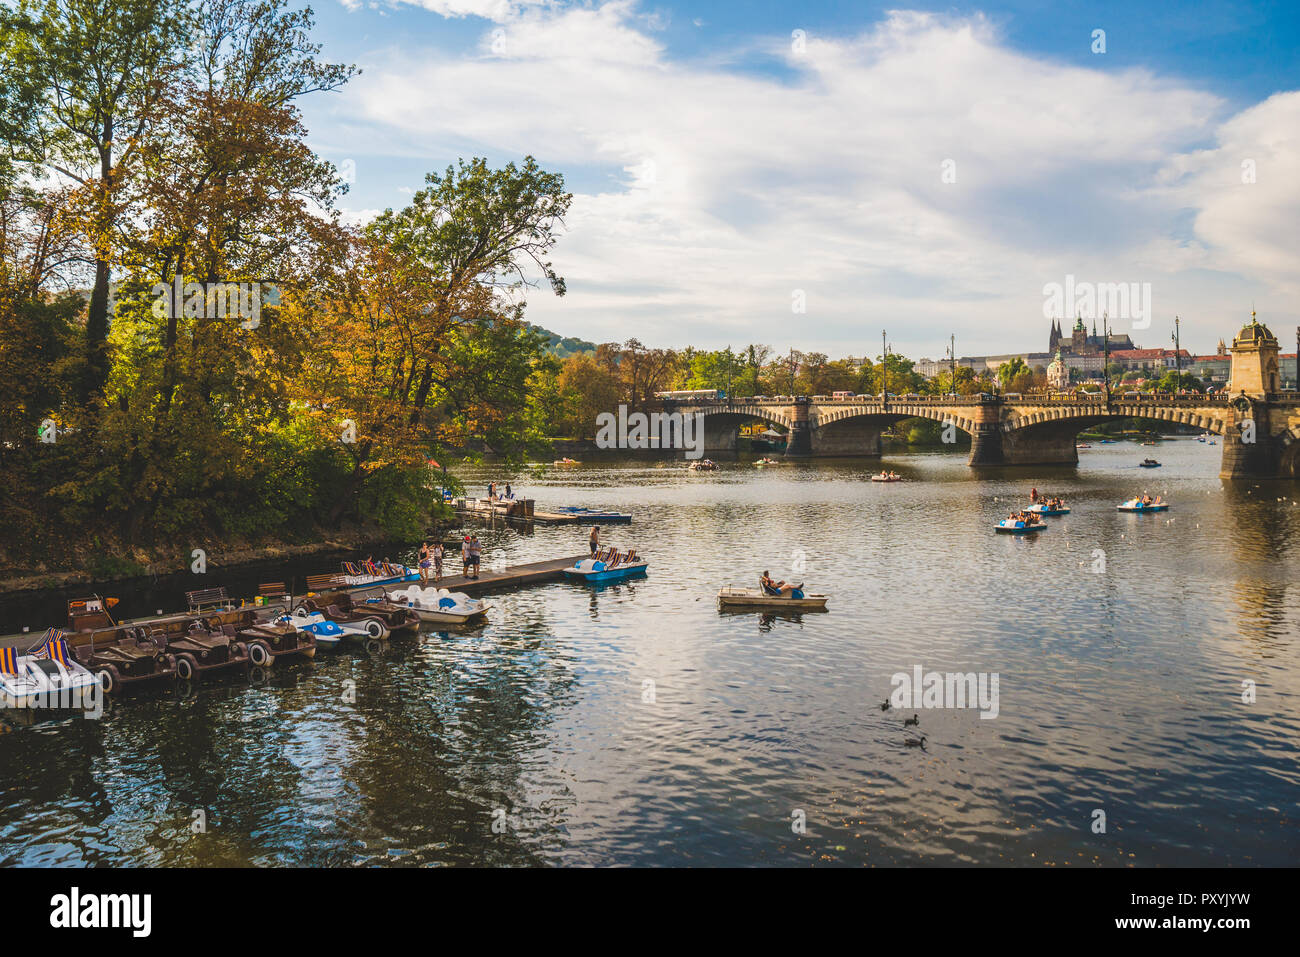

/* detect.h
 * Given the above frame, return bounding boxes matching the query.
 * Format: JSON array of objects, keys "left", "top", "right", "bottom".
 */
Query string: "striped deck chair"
[
  {"left": 624, "top": 550, "right": 637, "bottom": 564},
  {"left": 607, "top": 550, "right": 622, "bottom": 569},
  {"left": 31, "top": 628, "right": 72, "bottom": 665},
  {"left": 0, "top": 646, "right": 19, "bottom": 675}
]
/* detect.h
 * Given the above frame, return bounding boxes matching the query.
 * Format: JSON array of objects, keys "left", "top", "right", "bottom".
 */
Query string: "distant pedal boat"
[
  {"left": 386, "top": 585, "right": 489, "bottom": 624},
  {"left": 1026, "top": 503, "right": 1070, "bottom": 516},
  {"left": 563, "top": 548, "right": 648, "bottom": 583},
  {"left": 996, "top": 519, "right": 1046, "bottom": 533},
  {"left": 716, "top": 586, "right": 829, "bottom": 610}
]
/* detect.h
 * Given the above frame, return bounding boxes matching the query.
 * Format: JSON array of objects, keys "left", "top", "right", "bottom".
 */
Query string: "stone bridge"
[{"left": 665, "top": 391, "right": 1300, "bottom": 479}]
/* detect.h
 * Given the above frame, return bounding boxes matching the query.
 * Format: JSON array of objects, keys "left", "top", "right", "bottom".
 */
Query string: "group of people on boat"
[
  {"left": 1007, "top": 509, "right": 1045, "bottom": 526},
  {"left": 874, "top": 471, "right": 901, "bottom": 481},
  {"left": 1037, "top": 495, "right": 1065, "bottom": 511},
  {"left": 760, "top": 571, "right": 804, "bottom": 598},
  {"left": 1137, "top": 492, "right": 1163, "bottom": 507}
]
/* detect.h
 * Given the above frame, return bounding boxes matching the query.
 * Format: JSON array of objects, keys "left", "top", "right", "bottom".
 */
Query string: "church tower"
[{"left": 1228, "top": 312, "right": 1280, "bottom": 396}]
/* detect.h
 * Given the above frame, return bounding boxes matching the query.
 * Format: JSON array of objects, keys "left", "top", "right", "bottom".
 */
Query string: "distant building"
[
  {"left": 1049, "top": 316, "right": 1135, "bottom": 356},
  {"left": 1046, "top": 350, "right": 1070, "bottom": 390}
]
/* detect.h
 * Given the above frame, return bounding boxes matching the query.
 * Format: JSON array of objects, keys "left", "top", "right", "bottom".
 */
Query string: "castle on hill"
[{"left": 1048, "top": 316, "right": 1135, "bottom": 356}]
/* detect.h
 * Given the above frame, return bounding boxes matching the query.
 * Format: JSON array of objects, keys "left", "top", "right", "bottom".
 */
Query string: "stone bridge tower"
[{"left": 1222, "top": 313, "right": 1281, "bottom": 478}]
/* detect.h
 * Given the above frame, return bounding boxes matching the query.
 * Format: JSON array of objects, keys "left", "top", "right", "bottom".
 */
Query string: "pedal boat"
[
  {"left": 1138, "top": 459, "right": 1161, "bottom": 468},
  {"left": 297, "top": 590, "right": 418, "bottom": 634},
  {"left": 0, "top": 633, "right": 99, "bottom": 712},
  {"left": 1117, "top": 499, "right": 1170, "bottom": 512},
  {"left": 871, "top": 473, "right": 902, "bottom": 482},
  {"left": 73, "top": 625, "right": 176, "bottom": 694},
  {"left": 716, "top": 586, "right": 829, "bottom": 610},
  {"left": 386, "top": 585, "right": 489, "bottom": 624},
  {"left": 162, "top": 619, "right": 251, "bottom": 681},
  {"left": 279, "top": 612, "right": 349, "bottom": 650},
  {"left": 563, "top": 549, "right": 648, "bottom": 583},
  {"left": 996, "top": 518, "right": 1046, "bottom": 533},
  {"left": 1026, "top": 503, "right": 1070, "bottom": 516}
]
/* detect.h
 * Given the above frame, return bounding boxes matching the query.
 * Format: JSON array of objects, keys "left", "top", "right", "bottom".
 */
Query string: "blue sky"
[{"left": 293, "top": 1, "right": 1300, "bottom": 357}]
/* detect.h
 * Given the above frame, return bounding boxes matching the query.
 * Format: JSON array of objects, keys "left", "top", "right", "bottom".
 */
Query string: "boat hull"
[
  {"left": 716, "top": 588, "right": 828, "bottom": 610},
  {"left": 1117, "top": 504, "right": 1169, "bottom": 512},
  {"left": 563, "top": 563, "right": 648, "bottom": 583}
]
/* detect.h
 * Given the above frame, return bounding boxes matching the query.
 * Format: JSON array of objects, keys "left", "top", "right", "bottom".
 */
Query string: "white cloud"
[{"left": 322, "top": 3, "right": 1298, "bottom": 354}]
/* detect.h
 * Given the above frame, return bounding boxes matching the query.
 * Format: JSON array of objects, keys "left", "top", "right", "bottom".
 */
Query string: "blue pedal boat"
[
  {"left": 995, "top": 519, "right": 1046, "bottom": 534},
  {"left": 563, "top": 549, "right": 648, "bottom": 583},
  {"left": 1026, "top": 504, "right": 1070, "bottom": 516}
]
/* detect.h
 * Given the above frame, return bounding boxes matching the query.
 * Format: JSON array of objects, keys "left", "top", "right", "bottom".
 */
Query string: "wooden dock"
[
  {"left": 355, "top": 555, "right": 589, "bottom": 597},
  {"left": 454, "top": 498, "right": 630, "bottom": 525}
]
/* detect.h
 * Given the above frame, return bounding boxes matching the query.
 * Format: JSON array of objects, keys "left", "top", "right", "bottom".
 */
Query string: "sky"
[{"left": 295, "top": 1, "right": 1300, "bottom": 358}]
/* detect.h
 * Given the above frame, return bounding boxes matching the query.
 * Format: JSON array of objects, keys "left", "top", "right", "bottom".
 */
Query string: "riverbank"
[{"left": 0, "top": 525, "right": 418, "bottom": 597}]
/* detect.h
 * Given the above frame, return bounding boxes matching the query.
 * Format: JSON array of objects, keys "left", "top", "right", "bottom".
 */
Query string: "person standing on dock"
[
  {"left": 461, "top": 535, "right": 471, "bottom": 577},
  {"left": 469, "top": 535, "right": 482, "bottom": 578},
  {"left": 418, "top": 542, "right": 431, "bottom": 583},
  {"left": 589, "top": 526, "right": 600, "bottom": 556},
  {"left": 433, "top": 542, "right": 444, "bottom": 583},
  {"left": 488, "top": 482, "right": 496, "bottom": 501}
]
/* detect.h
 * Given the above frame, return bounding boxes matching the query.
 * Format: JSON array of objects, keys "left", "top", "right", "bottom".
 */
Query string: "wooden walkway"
[{"left": 364, "top": 555, "right": 588, "bottom": 597}]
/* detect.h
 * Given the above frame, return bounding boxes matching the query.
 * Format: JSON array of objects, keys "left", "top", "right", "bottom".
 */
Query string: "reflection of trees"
[{"left": 339, "top": 624, "right": 580, "bottom": 866}]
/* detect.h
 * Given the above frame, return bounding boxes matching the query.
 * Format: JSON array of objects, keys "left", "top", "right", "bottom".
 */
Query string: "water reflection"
[{"left": 1, "top": 440, "right": 1297, "bottom": 865}]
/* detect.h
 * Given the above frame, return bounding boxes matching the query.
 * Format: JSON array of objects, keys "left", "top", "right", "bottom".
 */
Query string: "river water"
[{"left": 1, "top": 439, "right": 1297, "bottom": 866}]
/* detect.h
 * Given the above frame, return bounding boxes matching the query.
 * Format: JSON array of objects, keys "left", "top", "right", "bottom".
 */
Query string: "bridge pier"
[
  {"left": 785, "top": 397, "right": 812, "bottom": 457},
  {"left": 966, "top": 402, "right": 1006, "bottom": 466},
  {"left": 1219, "top": 398, "right": 1279, "bottom": 479}
]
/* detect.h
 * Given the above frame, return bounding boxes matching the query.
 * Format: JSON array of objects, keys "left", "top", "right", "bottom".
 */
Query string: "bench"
[
  {"left": 258, "top": 582, "right": 288, "bottom": 599},
  {"left": 185, "top": 587, "right": 232, "bottom": 613},
  {"left": 305, "top": 573, "right": 346, "bottom": 592}
]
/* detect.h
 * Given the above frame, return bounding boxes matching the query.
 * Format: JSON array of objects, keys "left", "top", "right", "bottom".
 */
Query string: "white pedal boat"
[
  {"left": 0, "top": 646, "right": 98, "bottom": 712},
  {"left": 716, "top": 586, "right": 829, "bottom": 610},
  {"left": 279, "top": 613, "right": 351, "bottom": 650},
  {"left": 386, "top": 585, "right": 489, "bottom": 623},
  {"left": 288, "top": 607, "right": 384, "bottom": 642}
]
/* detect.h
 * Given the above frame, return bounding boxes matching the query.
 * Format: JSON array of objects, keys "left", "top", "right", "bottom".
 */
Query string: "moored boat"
[
  {"left": 563, "top": 548, "right": 648, "bottom": 583},
  {"left": 386, "top": 585, "right": 489, "bottom": 624},
  {"left": 716, "top": 586, "right": 829, "bottom": 610},
  {"left": 0, "top": 630, "right": 99, "bottom": 713},
  {"left": 279, "top": 612, "right": 350, "bottom": 650}
]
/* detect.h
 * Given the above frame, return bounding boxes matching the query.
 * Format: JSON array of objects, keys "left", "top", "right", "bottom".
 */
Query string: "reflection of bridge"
[{"left": 661, "top": 318, "right": 1300, "bottom": 478}]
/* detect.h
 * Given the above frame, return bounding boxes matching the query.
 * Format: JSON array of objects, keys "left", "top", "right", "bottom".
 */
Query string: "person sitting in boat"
[{"left": 760, "top": 571, "right": 803, "bottom": 598}]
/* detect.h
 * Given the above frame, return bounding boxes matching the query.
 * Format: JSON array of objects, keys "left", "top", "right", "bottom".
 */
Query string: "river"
[{"left": 1, "top": 438, "right": 1297, "bottom": 866}]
